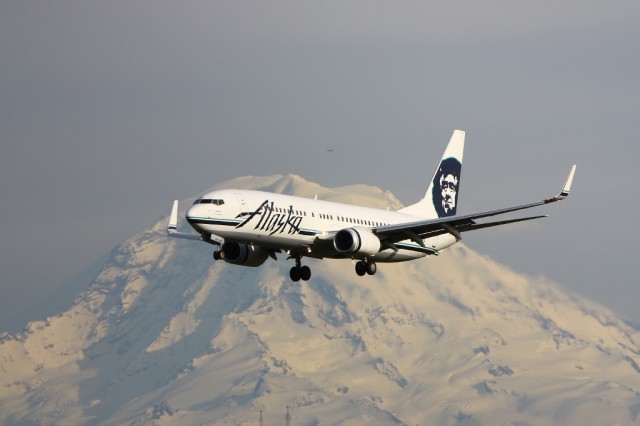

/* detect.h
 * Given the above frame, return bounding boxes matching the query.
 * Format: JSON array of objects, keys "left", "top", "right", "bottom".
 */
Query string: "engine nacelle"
[
  {"left": 333, "top": 227, "right": 381, "bottom": 257},
  {"left": 220, "top": 242, "right": 269, "bottom": 267}
]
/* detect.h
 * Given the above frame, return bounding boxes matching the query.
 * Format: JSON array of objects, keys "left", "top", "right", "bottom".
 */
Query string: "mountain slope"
[{"left": 1, "top": 175, "right": 639, "bottom": 425}]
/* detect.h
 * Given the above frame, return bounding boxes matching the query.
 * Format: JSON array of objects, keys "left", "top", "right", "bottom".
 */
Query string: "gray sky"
[{"left": 1, "top": 1, "right": 639, "bottom": 331}]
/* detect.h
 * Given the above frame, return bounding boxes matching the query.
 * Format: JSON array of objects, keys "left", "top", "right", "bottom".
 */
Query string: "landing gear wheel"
[
  {"left": 365, "top": 261, "right": 377, "bottom": 275},
  {"left": 300, "top": 265, "right": 311, "bottom": 281},
  {"left": 355, "top": 261, "right": 366, "bottom": 276},
  {"left": 290, "top": 266, "right": 301, "bottom": 282},
  {"left": 213, "top": 250, "right": 221, "bottom": 260},
  {"left": 289, "top": 256, "right": 311, "bottom": 282}
]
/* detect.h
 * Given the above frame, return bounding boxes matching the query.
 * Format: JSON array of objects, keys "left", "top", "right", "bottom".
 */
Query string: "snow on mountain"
[{"left": 1, "top": 174, "right": 639, "bottom": 425}]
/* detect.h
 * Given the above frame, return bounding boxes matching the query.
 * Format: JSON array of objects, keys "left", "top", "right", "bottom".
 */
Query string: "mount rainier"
[{"left": 1, "top": 175, "right": 639, "bottom": 425}]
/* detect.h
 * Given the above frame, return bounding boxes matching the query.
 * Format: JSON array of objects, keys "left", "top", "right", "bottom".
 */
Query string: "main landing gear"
[
  {"left": 288, "top": 256, "right": 376, "bottom": 281},
  {"left": 289, "top": 256, "right": 311, "bottom": 282},
  {"left": 355, "top": 259, "right": 377, "bottom": 276}
]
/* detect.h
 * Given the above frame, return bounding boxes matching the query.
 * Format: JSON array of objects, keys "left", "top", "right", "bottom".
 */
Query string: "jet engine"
[
  {"left": 333, "top": 227, "right": 381, "bottom": 256},
  {"left": 220, "top": 242, "right": 269, "bottom": 267}
]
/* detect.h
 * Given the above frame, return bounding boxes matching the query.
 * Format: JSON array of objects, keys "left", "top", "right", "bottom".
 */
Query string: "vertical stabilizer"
[{"left": 399, "top": 130, "right": 465, "bottom": 218}]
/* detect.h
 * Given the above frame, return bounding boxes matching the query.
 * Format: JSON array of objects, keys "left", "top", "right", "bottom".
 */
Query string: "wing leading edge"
[{"left": 375, "top": 165, "right": 576, "bottom": 246}]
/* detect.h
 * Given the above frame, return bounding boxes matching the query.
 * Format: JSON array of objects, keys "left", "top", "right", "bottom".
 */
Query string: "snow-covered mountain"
[{"left": 1, "top": 175, "right": 639, "bottom": 425}]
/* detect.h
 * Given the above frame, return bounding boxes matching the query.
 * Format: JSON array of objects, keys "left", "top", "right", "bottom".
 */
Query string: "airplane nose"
[
  {"left": 186, "top": 203, "right": 209, "bottom": 222},
  {"left": 186, "top": 205, "right": 198, "bottom": 223}
]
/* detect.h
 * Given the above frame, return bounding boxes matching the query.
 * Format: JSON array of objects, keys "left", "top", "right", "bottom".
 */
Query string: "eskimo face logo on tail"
[
  {"left": 432, "top": 157, "right": 462, "bottom": 217},
  {"left": 235, "top": 200, "right": 302, "bottom": 235}
]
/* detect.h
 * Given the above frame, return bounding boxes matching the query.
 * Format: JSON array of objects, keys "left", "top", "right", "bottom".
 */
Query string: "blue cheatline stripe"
[{"left": 186, "top": 217, "right": 241, "bottom": 227}]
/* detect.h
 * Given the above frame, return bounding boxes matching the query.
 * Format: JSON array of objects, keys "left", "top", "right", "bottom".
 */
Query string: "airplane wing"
[{"left": 374, "top": 165, "right": 576, "bottom": 247}]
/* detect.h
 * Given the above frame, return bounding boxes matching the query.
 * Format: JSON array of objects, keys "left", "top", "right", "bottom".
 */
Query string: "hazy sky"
[{"left": 1, "top": 1, "right": 639, "bottom": 331}]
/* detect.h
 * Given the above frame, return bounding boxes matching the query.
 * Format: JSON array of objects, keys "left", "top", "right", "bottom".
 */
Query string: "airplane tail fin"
[{"left": 399, "top": 130, "right": 465, "bottom": 218}]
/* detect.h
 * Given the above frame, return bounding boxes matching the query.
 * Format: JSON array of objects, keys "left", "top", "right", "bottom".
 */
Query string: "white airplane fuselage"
[{"left": 186, "top": 189, "right": 458, "bottom": 262}]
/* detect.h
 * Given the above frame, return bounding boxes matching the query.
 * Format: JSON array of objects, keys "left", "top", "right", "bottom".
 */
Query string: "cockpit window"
[{"left": 193, "top": 198, "right": 225, "bottom": 205}]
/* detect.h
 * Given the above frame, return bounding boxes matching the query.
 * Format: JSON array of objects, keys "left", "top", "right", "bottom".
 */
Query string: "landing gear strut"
[
  {"left": 355, "top": 259, "right": 377, "bottom": 276},
  {"left": 289, "top": 256, "right": 311, "bottom": 282}
]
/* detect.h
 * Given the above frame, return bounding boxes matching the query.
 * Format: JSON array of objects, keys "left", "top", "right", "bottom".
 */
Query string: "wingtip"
[
  {"left": 168, "top": 200, "right": 179, "bottom": 233},
  {"left": 546, "top": 165, "right": 576, "bottom": 203},
  {"left": 560, "top": 164, "right": 577, "bottom": 197}
]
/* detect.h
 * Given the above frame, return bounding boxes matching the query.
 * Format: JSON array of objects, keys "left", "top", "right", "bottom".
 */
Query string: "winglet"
[
  {"left": 547, "top": 165, "right": 576, "bottom": 203},
  {"left": 168, "top": 200, "right": 179, "bottom": 233}
]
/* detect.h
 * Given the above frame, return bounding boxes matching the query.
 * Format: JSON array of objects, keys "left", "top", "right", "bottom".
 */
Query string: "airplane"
[{"left": 168, "top": 130, "right": 576, "bottom": 282}]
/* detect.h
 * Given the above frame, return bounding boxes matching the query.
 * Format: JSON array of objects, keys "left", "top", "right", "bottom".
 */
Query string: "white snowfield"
[{"left": 1, "top": 175, "right": 639, "bottom": 425}]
